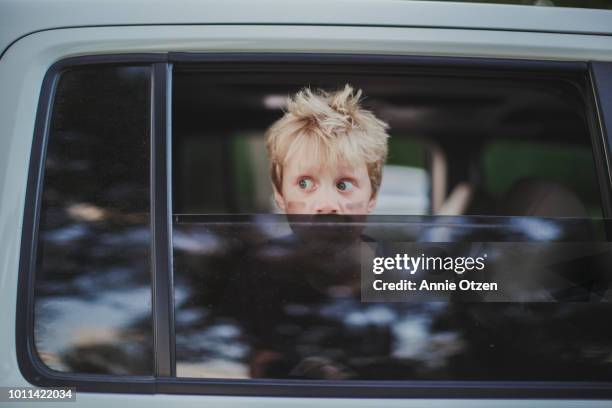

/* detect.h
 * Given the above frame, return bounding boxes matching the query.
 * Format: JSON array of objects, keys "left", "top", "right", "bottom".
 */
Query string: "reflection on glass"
[
  {"left": 174, "top": 214, "right": 612, "bottom": 381},
  {"left": 34, "top": 66, "right": 153, "bottom": 375}
]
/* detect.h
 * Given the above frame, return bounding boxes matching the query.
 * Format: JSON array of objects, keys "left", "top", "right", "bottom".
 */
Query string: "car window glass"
[
  {"left": 34, "top": 65, "right": 153, "bottom": 375},
  {"left": 171, "top": 64, "right": 612, "bottom": 381}
]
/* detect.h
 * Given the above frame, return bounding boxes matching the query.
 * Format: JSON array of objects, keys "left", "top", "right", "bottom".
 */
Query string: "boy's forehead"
[
  {"left": 283, "top": 137, "right": 368, "bottom": 175},
  {"left": 288, "top": 156, "right": 362, "bottom": 176}
]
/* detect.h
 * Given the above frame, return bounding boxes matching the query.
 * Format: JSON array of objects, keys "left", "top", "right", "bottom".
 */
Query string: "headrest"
[{"left": 498, "top": 178, "right": 587, "bottom": 217}]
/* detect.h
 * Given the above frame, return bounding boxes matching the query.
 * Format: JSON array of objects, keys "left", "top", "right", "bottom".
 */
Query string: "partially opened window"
[{"left": 171, "top": 58, "right": 612, "bottom": 382}]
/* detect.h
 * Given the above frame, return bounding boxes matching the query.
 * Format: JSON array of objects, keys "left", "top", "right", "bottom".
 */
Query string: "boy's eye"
[
  {"left": 337, "top": 180, "right": 355, "bottom": 191},
  {"left": 298, "top": 178, "right": 314, "bottom": 190}
]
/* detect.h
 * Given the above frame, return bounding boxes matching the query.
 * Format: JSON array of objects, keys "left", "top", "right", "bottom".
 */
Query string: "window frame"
[
  {"left": 16, "top": 52, "right": 612, "bottom": 399},
  {"left": 16, "top": 54, "right": 166, "bottom": 393}
]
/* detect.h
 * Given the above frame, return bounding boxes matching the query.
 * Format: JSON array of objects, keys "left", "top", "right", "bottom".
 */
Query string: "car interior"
[{"left": 172, "top": 65, "right": 603, "bottom": 219}]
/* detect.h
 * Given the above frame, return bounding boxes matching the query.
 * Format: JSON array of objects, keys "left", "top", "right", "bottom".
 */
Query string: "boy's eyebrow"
[{"left": 293, "top": 161, "right": 360, "bottom": 177}]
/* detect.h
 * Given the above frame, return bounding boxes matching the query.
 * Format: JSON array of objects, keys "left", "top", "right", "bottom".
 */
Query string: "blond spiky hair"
[{"left": 265, "top": 84, "right": 390, "bottom": 195}]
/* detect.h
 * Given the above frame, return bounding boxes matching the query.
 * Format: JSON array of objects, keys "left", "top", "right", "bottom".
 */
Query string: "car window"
[
  {"left": 21, "top": 55, "right": 612, "bottom": 397},
  {"left": 174, "top": 214, "right": 612, "bottom": 380},
  {"left": 33, "top": 65, "right": 153, "bottom": 375},
  {"left": 171, "top": 60, "right": 612, "bottom": 382}
]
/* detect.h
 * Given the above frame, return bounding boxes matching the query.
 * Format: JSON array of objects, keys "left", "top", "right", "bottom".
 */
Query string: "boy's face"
[{"left": 274, "top": 148, "right": 378, "bottom": 215}]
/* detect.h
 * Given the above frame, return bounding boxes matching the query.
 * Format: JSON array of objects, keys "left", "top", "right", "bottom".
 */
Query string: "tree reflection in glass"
[{"left": 34, "top": 66, "right": 153, "bottom": 375}]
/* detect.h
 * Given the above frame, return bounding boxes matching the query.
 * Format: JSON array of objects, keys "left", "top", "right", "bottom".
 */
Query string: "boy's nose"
[
  {"left": 311, "top": 186, "right": 341, "bottom": 214},
  {"left": 314, "top": 199, "right": 341, "bottom": 214}
]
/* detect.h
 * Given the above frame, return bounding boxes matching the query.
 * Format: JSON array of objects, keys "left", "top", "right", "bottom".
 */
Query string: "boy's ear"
[
  {"left": 273, "top": 186, "right": 287, "bottom": 212},
  {"left": 366, "top": 191, "right": 378, "bottom": 213}
]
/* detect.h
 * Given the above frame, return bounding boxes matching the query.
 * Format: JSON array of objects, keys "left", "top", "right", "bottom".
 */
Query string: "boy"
[
  {"left": 219, "top": 86, "right": 391, "bottom": 379},
  {"left": 265, "top": 84, "right": 390, "bottom": 215}
]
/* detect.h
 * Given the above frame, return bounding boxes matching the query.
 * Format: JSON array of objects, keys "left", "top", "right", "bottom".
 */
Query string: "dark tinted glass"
[
  {"left": 34, "top": 66, "right": 153, "bottom": 375},
  {"left": 174, "top": 215, "right": 612, "bottom": 380}
]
